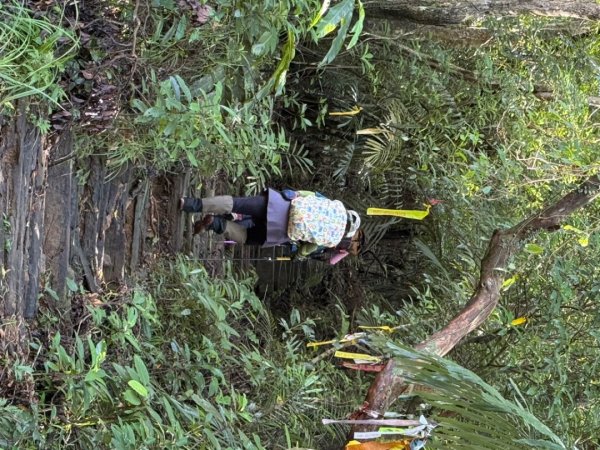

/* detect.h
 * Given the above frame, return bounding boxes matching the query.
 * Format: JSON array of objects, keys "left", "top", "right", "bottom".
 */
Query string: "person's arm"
[
  {"left": 298, "top": 242, "right": 319, "bottom": 256},
  {"left": 328, "top": 250, "right": 349, "bottom": 265}
]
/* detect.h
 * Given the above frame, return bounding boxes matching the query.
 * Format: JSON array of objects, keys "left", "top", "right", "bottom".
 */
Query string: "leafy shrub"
[
  {"left": 0, "top": 258, "right": 360, "bottom": 449},
  {"left": 124, "top": 75, "right": 285, "bottom": 193}
]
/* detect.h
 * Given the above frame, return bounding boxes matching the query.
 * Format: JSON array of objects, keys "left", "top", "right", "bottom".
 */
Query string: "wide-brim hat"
[{"left": 345, "top": 210, "right": 361, "bottom": 238}]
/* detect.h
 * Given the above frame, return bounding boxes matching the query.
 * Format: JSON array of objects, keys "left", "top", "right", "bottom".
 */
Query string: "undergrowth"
[{"left": 0, "top": 258, "right": 363, "bottom": 449}]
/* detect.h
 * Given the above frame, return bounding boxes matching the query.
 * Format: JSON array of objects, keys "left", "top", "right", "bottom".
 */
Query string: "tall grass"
[{"left": 0, "top": 1, "right": 78, "bottom": 108}]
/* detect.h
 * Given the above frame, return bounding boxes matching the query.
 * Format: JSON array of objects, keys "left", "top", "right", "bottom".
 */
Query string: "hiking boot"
[
  {"left": 179, "top": 197, "right": 203, "bottom": 213},
  {"left": 193, "top": 215, "right": 226, "bottom": 235},
  {"left": 193, "top": 215, "right": 214, "bottom": 234}
]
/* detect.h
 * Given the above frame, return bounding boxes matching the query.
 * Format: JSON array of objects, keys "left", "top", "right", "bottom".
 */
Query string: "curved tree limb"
[{"left": 353, "top": 175, "right": 600, "bottom": 430}]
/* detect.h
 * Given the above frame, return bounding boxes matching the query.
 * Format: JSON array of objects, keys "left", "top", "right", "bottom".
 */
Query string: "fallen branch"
[{"left": 352, "top": 175, "right": 600, "bottom": 431}]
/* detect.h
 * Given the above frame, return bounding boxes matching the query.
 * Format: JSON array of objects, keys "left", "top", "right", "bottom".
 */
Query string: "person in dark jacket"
[
  {"left": 179, "top": 189, "right": 363, "bottom": 261},
  {"left": 180, "top": 188, "right": 293, "bottom": 246}
]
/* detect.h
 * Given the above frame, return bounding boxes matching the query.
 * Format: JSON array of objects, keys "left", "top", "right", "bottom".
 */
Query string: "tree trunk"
[
  {"left": 352, "top": 175, "right": 600, "bottom": 431},
  {"left": 366, "top": 0, "right": 600, "bottom": 25},
  {"left": 0, "top": 102, "right": 47, "bottom": 319}
]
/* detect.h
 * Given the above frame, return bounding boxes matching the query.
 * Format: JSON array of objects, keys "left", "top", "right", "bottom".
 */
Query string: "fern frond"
[
  {"left": 282, "top": 140, "right": 314, "bottom": 177},
  {"left": 332, "top": 143, "right": 356, "bottom": 183}
]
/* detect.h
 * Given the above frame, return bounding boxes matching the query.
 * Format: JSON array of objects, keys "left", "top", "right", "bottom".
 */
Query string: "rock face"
[
  {"left": 0, "top": 102, "right": 46, "bottom": 371},
  {"left": 0, "top": 101, "right": 190, "bottom": 348},
  {"left": 44, "top": 131, "right": 73, "bottom": 310},
  {"left": 0, "top": 102, "right": 46, "bottom": 321}
]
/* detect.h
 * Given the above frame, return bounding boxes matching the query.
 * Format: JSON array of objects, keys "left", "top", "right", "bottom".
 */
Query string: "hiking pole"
[
  {"left": 198, "top": 240, "right": 297, "bottom": 262},
  {"left": 197, "top": 256, "right": 293, "bottom": 262}
]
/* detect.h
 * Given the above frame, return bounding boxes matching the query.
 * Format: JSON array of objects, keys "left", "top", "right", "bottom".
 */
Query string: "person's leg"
[
  {"left": 193, "top": 216, "right": 264, "bottom": 245},
  {"left": 179, "top": 197, "right": 204, "bottom": 212},
  {"left": 222, "top": 221, "right": 247, "bottom": 244},
  {"left": 245, "top": 222, "right": 267, "bottom": 246},
  {"left": 231, "top": 195, "right": 267, "bottom": 218},
  {"left": 181, "top": 194, "right": 267, "bottom": 219},
  {"left": 193, "top": 214, "right": 255, "bottom": 235},
  {"left": 180, "top": 196, "right": 234, "bottom": 214},
  {"left": 200, "top": 196, "right": 235, "bottom": 214}
]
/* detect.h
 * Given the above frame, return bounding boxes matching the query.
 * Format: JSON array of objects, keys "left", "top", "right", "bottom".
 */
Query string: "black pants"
[
  {"left": 232, "top": 195, "right": 268, "bottom": 245},
  {"left": 232, "top": 194, "right": 267, "bottom": 218}
]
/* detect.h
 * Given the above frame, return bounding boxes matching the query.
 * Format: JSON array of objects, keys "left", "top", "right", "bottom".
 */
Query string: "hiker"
[{"left": 179, "top": 188, "right": 363, "bottom": 262}]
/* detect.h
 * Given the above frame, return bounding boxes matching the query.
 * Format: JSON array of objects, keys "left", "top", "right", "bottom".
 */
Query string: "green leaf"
[
  {"left": 66, "top": 277, "right": 78, "bottom": 292},
  {"left": 169, "top": 76, "right": 181, "bottom": 101},
  {"left": 85, "top": 370, "right": 103, "bottom": 383},
  {"left": 185, "top": 148, "right": 199, "bottom": 167},
  {"left": 524, "top": 243, "right": 544, "bottom": 255},
  {"left": 251, "top": 30, "right": 277, "bottom": 56},
  {"left": 175, "top": 16, "right": 187, "bottom": 41},
  {"left": 413, "top": 238, "right": 449, "bottom": 279},
  {"left": 127, "top": 307, "right": 138, "bottom": 327},
  {"left": 502, "top": 274, "right": 519, "bottom": 291},
  {"left": 123, "top": 388, "right": 141, "bottom": 406},
  {"left": 128, "top": 379, "right": 148, "bottom": 398},
  {"left": 346, "top": 0, "right": 364, "bottom": 50},
  {"left": 45, "top": 286, "right": 59, "bottom": 301},
  {"left": 259, "top": 30, "right": 295, "bottom": 97},
  {"left": 319, "top": 9, "right": 351, "bottom": 67},
  {"left": 175, "top": 75, "right": 192, "bottom": 102},
  {"left": 309, "top": 0, "right": 331, "bottom": 29},
  {"left": 94, "top": 340, "right": 107, "bottom": 368},
  {"left": 130, "top": 98, "right": 148, "bottom": 113},
  {"left": 161, "top": 396, "right": 178, "bottom": 426},
  {"left": 315, "top": 0, "right": 354, "bottom": 39},
  {"left": 134, "top": 355, "right": 150, "bottom": 386}
]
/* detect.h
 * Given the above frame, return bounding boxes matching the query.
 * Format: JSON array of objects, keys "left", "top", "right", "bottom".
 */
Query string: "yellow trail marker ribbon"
[
  {"left": 367, "top": 205, "right": 431, "bottom": 220},
  {"left": 334, "top": 351, "right": 381, "bottom": 362},
  {"left": 329, "top": 106, "right": 363, "bottom": 117},
  {"left": 510, "top": 317, "right": 527, "bottom": 326},
  {"left": 307, "top": 332, "right": 365, "bottom": 347},
  {"left": 307, "top": 339, "right": 338, "bottom": 347},
  {"left": 325, "top": 418, "right": 422, "bottom": 426},
  {"left": 358, "top": 325, "right": 394, "bottom": 332}
]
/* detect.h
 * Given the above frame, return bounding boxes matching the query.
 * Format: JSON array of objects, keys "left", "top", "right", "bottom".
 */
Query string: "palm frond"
[
  {"left": 281, "top": 140, "right": 314, "bottom": 177},
  {"left": 331, "top": 143, "right": 356, "bottom": 184},
  {"left": 382, "top": 341, "right": 568, "bottom": 450}
]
